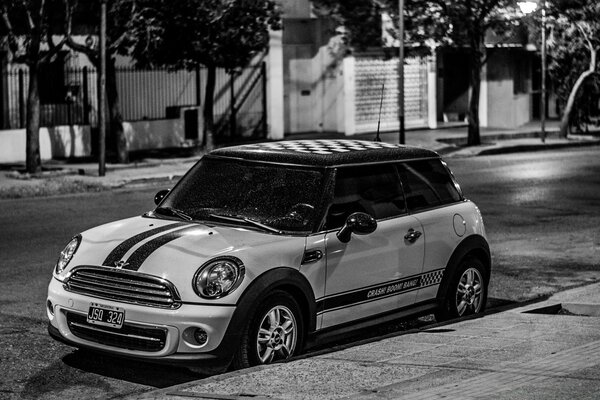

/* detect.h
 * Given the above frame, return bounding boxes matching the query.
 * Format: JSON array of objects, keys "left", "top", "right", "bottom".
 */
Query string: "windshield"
[{"left": 157, "top": 157, "right": 327, "bottom": 233}]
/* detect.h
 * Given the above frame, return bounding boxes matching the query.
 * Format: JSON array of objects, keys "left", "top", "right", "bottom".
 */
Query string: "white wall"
[
  {"left": 0, "top": 126, "right": 91, "bottom": 163},
  {"left": 124, "top": 119, "right": 186, "bottom": 151},
  {"left": 0, "top": 118, "right": 191, "bottom": 163},
  {"left": 485, "top": 51, "right": 533, "bottom": 128},
  {"left": 267, "top": 30, "right": 285, "bottom": 140}
]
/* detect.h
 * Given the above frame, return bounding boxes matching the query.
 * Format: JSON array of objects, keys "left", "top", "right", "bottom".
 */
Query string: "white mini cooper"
[{"left": 47, "top": 140, "right": 490, "bottom": 371}]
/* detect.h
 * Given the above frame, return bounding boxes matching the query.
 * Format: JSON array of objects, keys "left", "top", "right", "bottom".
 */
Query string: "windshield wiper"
[
  {"left": 209, "top": 213, "right": 281, "bottom": 234},
  {"left": 155, "top": 206, "right": 193, "bottom": 221}
]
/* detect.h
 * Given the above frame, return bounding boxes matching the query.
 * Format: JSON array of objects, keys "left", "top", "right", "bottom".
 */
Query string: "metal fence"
[{"left": 1, "top": 63, "right": 267, "bottom": 142}]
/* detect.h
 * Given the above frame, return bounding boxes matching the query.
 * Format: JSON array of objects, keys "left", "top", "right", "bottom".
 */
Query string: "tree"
[
  {"left": 313, "top": 0, "right": 383, "bottom": 50},
  {"left": 546, "top": 0, "right": 600, "bottom": 137},
  {"left": 124, "top": 0, "right": 281, "bottom": 151},
  {"left": 64, "top": 0, "right": 133, "bottom": 163},
  {"left": 314, "top": 0, "right": 520, "bottom": 146},
  {"left": 1, "top": 0, "right": 66, "bottom": 173}
]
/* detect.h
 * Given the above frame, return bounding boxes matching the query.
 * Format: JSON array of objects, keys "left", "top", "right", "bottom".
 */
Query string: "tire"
[
  {"left": 232, "top": 290, "right": 304, "bottom": 369},
  {"left": 435, "top": 257, "right": 488, "bottom": 322}
]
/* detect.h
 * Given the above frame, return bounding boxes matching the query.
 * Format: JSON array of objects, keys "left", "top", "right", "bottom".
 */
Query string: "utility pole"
[
  {"left": 540, "top": 0, "right": 547, "bottom": 143},
  {"left": 398, "top": 0, "right": 405, "bottom": 144},
  {"left": 98, "top": 0, "right": 107, "bottom": 176}
]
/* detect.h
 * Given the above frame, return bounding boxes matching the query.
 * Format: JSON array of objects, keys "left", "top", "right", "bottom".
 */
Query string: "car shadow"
[
  {"left": 61, "top": 349, "right": 207, "bottom": 387},
  {"left": 21, "top": 348, "right": 209, "bottom": 399}
]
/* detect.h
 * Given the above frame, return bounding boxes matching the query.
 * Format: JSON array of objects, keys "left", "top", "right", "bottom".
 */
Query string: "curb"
[{"left": 476, "top": 139, "right": 600, "bottom": 156}]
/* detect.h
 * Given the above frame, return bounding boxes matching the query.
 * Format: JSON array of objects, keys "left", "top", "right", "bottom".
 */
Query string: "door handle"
[{"left": 404, "top": 229, "right": 422, "bottom": 243}]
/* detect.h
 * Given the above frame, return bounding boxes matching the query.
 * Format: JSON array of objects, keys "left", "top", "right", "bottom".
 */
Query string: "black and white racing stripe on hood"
[
  {"left": 102, "top": 222, "right": 188, "bottom": 267},
  {"left": 119, "top": 224, "right": 201, "bottom": 271}
]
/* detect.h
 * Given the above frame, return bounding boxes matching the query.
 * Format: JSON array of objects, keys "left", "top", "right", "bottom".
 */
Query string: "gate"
[{"left": 353, "top": 55, "right": 428, "bottom": 133}]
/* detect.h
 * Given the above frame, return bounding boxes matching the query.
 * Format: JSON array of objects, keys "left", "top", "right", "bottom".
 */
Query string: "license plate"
[{"left": 86, "top": 302, "right": 125, "bottom": 329}]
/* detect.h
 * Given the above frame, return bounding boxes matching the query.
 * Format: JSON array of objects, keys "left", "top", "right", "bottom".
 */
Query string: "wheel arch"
[
  {"left": 211, "top": 267, "right": 317, "bottom": 363},
  {"left": 437, "top": 234, "right": 491, "bottom": 303}
]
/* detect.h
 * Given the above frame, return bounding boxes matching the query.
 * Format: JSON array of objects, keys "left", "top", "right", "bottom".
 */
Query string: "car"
[{"left": 47, "top": 139, "right": 490, "bottom": 372}]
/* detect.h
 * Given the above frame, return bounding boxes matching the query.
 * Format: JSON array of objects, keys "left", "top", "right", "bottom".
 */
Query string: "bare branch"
[
  {"left": 38, "top": 0, "right": 46, "bottom": 25},
  {"left": 575, "top": 22, "right": 594, "bottom": 55},
  {"left": 64, "top": 0, "right": 99, "bottom": 65},
  {"left": 20, "top": 0, "right": 36, "bottom": 30},
  {"left": 108, "top": 1, "right": 138, "bottom": 52},
  {"left": 1, "top": 5, "right": 17, "bottom": 44}
]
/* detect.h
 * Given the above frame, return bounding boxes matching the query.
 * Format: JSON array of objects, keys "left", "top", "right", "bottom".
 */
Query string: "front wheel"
[
  {"left": 232, "top": 291, "right": 304, "bottom": 369},
  {"left": 435, "top": 257, "right": 487, "bottom": 322}
]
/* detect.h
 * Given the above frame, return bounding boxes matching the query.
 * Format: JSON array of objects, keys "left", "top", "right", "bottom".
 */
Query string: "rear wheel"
[
  {"left": 232, "top": 290, "right": 304, "bottom": 369},
  {"left": 435, "top": 257, "right": 487, "bottom": 322}
]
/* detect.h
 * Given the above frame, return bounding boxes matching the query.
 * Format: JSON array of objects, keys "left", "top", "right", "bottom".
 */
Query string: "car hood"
[{"left": 65, "top": 216, "right": 306, "bottom": 302}]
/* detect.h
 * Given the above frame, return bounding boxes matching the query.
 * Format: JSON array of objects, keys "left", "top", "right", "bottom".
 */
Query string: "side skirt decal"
[
  {"left": 316, "top": 269, "right": 444, "bottom": 314},
  {"left": 102, "top": 222, "right": 188, "bottom": 267}
]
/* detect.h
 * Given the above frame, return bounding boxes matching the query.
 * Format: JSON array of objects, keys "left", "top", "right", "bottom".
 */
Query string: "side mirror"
[
  {"left": 154, "top": 189, "right": 170, "bottom": 205},
  {"left": 337, "top": 212, "right": 377, "bottom": 243}
]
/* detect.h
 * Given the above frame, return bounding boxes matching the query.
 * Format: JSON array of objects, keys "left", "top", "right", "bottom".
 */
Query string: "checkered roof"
[{"left": 210, "top": 140, "right": 438, "bottom": 167}]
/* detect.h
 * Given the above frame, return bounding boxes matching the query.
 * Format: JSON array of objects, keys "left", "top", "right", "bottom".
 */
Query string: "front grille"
[
  {"left": 66, "top": 312, "right": 167, "bottom": 352},
  {"left": 64, "top": 266, "right": 181, "bottom": 309}
]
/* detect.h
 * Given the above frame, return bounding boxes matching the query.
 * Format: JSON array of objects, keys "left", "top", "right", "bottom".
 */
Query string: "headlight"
[
  {"left": 55, "top": 235, "right": 81, "bottom": 274},
  {"left": 193, "top": 257, "right": 245, "bottom": 299}
]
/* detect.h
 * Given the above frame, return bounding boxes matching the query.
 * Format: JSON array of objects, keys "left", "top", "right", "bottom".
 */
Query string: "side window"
[
  {"left": 397, "top": 159, "right": 462, "bottom": 212},
  {"left": 325, "top": 164, "right": 406, "bottom": 229}
]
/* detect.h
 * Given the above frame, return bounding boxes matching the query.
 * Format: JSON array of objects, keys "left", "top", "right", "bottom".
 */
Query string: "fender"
[
  {"left": 436, "top": 234, "right": 491, "bottom": 302},
  {"left": 205, "top": 267, "right": 317, "bottom": 363}
]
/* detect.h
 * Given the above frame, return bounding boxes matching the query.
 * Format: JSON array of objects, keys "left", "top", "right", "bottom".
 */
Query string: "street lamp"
[{"left": 518, "top": 0, "right": 547, "bottom": 143}]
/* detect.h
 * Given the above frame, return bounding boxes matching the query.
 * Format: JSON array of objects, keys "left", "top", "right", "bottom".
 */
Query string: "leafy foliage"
[
  {"left": 124, "top": 0, "right": 281, "bottom": 71},
  {"left": 312, "top": 0, "right": 383, "bottom": 50},
  {"left": 545, "top": 0, "right": 600, "bottom": 133}
]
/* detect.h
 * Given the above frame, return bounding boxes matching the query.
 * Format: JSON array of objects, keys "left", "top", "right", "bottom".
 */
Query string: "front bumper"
[{"left": 47, "top": 277, "right": 237, "bottom": 366}]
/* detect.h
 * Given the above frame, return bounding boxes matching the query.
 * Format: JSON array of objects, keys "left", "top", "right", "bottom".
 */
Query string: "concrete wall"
[
  {"left": 0, "top": 125, "right": 91, "bottom": 163},
  {"left": 124, "top": 119, "right": 186, "bottom": 151},
  {"left": 281, "top": 0, "right": 312, "bottom": 18},
  {"left": 282, "top": 18, "right": 343, "bottom": 134},
  {"left": 485, "top": 51, "right": 532, "bottom": 128},
  {"left": 0, "top": 117, "right": 192, "bottom": 163}
]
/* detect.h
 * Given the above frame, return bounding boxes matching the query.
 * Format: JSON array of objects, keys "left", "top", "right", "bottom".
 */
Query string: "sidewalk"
[
  {"left": 130, "top": 282, "right": 600, "bottom": 400},
  {"left": 1, "top": 122, "right": 599, "bottom": 199}
]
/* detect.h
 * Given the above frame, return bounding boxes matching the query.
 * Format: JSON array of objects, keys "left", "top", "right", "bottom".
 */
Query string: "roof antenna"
[{"left": 375, "top": 83, "right": 384, "bottom": 142}]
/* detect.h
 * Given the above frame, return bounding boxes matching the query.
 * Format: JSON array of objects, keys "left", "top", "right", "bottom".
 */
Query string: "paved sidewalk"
[
  {"left": 130, "top": 282, "right": 600, "bottom": 400},
  {"left": 1, "top": 122, "right": 599, "bottom": 199}
]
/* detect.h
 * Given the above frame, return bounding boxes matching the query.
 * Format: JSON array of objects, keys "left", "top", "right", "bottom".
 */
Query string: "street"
[{"left": 1, "top": 147, "right": 599, "bottom": 399}]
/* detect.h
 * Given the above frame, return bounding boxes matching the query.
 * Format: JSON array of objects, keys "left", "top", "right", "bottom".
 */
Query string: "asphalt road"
[
  {"left": 447, "top": 148, "right": 600, "bottom": 301},
  {"left": 0, "top": 147, "right": 599, "bottom": 399}
]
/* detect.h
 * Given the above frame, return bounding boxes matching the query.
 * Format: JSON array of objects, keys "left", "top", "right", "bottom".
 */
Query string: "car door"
[
  {"left": 320, "top": 164, "right": 425, "bottom": 329},
  {"left": 396, "top": 159, "right": 464, "bottom": 304}
]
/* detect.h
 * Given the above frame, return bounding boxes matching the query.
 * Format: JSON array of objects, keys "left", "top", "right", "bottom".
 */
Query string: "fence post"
[
  {"left": 195, "top": 64, "right": 201, "bottom": 107},
  {"left": 230, "top": 72, "right": 236, "bottom": 138},
  {"left": 18, "top": 69, "right": 25, "bottom": 129},
  {"left": 82, "top": 67, "right": 90, "bottom": 125},
  {"left": 261, "top": 62, "right": 267, "bottom": 138}
]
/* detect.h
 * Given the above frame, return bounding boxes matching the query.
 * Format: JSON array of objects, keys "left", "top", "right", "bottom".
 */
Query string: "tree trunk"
[
  {"left": 467, "top": 47, "right": 483, "bottom": 146},
  {"left": 559, "top": 48, "right": 598, "bottom": 138},
  {"left": 25, "top": 63, "right": 41, "bottom": 174},
  {"left": 203, "top": 65, "right": 216, "bottom": 151},
  {"left": 106, "top": 57, "right": 128, "bottom": 163}
]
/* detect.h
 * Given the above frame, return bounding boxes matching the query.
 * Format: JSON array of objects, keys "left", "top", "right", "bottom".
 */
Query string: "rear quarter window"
[{"left": 397, "top": 159, "right": 462, "bottom": 212}]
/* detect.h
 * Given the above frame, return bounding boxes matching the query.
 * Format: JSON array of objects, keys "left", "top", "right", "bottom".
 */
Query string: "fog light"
[
  {"left": 47, "top": 300, "right": 54, "bottom": 317},
  {"left": 194, "top": 328, "right": 208, "bottom": 346}
]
